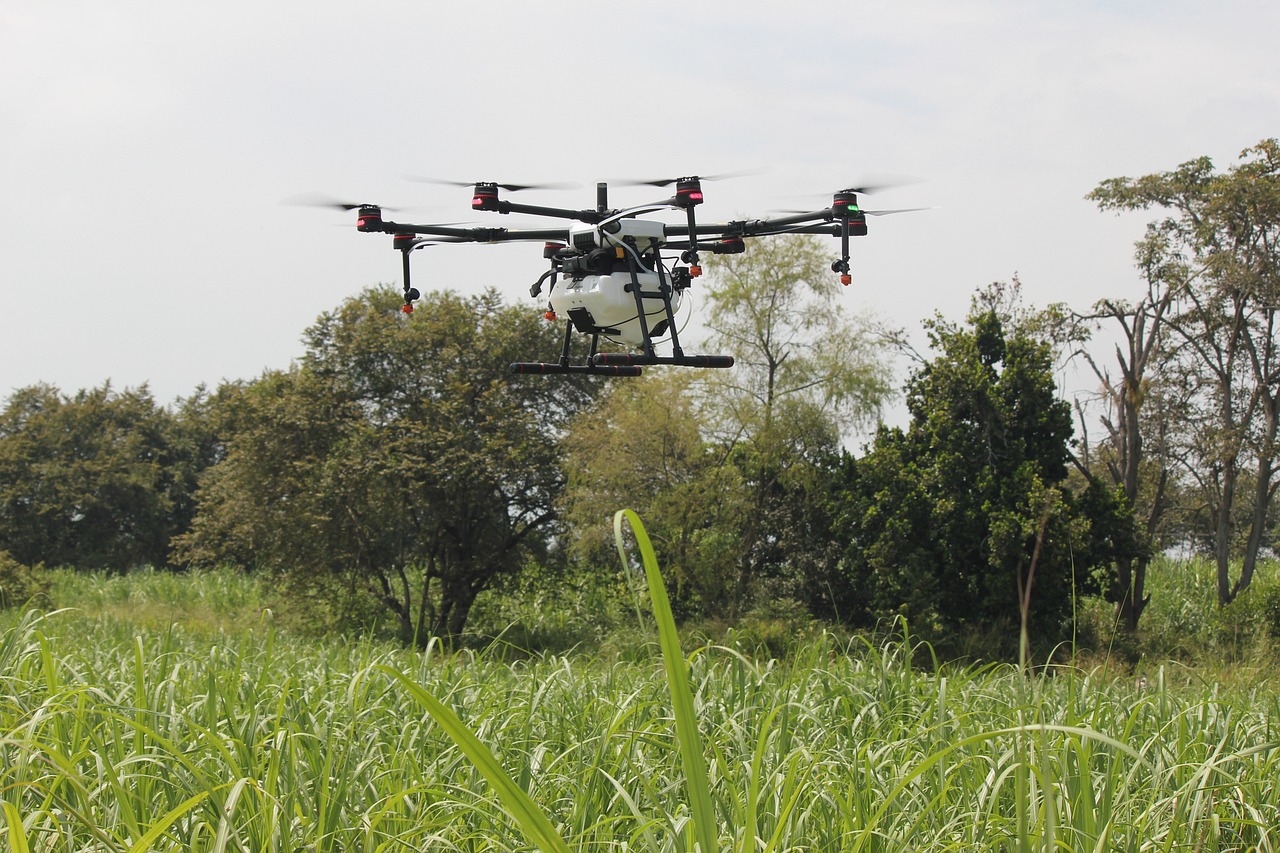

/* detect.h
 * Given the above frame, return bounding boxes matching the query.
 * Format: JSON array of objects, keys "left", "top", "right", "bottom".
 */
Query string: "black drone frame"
[{"left": 346, "top": 177, "right": 897, "bottom": 376}]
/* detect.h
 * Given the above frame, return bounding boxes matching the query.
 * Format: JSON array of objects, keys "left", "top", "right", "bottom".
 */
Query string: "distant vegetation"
[
  {"left": 27, "top": 548, "right": 1280, "bottom": 671},
  {"left": 3, "top": 140, "right": 1280, "bottom": 663}
]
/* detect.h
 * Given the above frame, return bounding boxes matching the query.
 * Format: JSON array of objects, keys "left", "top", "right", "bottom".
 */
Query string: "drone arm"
[
  {"left": 472, "top": 197, "right": 603, "bottom": 223},
  {"left": 750, "top": 209, "right": 834, "bottom": 229},
  {"left": 665, "top": 221, "right": 842, "bottom": 243},
  {"left": 387, "top": 224, "right": 572, "bottom": 244}
]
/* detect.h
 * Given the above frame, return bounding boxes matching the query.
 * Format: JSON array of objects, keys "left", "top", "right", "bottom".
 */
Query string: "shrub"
[{"left": 0, "top": 550, "right": 51, "bottom": 610}]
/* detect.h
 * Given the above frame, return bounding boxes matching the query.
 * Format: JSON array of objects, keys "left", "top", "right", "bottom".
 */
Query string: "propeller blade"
[
  {"left": 865, "top": 207, "right": 934, "bottom": 216},
  {"left": 282, "top": 192, "right": 399, "bottom": 212},
  {"left": 403, "top": 176, "right": 581, "bottom": 192},
  {"left": 832, "top": 174, "right": 923, "bottom": 194},
  {"left": 766, "top": 206, "right": 933, "bottom": 216},
  {"left": 616, "top": 168, "right": 764, "bottom": 188}
]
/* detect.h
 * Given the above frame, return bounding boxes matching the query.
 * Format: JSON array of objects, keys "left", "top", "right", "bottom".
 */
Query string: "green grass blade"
[
  {"left": 615, "top": 508, "right": 718, "bottom": 853},
  {"left": 3, "top": 803, "right": 32, "bottom": 853},
  {"left": 380, "top": 666, "right": 572, "bottom": 853},
  {"left": 126, "top": 790, "right": 212, "bottom": 853}
]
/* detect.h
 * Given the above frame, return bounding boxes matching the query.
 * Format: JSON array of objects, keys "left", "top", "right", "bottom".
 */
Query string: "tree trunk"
[
  {"left": 1234, "top": 456, "right": 1275, "bottom": 601},
  {"left": 1215, "top": 465, "right": 1237, "bottom": 605},
  {"left": 1235, "top": 401, "right": 1279, "bottom": 601},
  {"left": 427, "top": 572, "right": 481, "bottom": 645},
  {"left": 1115, "top": 556, "right": 1150, "bottom": 632}
]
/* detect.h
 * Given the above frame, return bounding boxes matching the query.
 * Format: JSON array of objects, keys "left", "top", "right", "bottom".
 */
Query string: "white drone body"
[
  {"left": 549, "top": 271, "right": 682, "bottom": 345},
  {"left": 548, "top": 218, "right": 683, "bottom": 345}
]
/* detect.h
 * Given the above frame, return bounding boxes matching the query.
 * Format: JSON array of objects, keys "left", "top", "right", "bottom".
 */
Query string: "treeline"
[{"left": 3, "top": 142, "right": 1279, "bottom": 656}]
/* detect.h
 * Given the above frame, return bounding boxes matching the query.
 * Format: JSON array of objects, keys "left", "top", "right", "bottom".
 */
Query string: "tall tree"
[
  {"left": 702, "top": 234, "right": 893, "bottom": 442},
  {"left": 1089, "top": 139, "right": 1280, "bottom": 605},
  {"left": 176, "top": 286, "right": 601, "bottom": 643},
  {"left": 1072, "top": 260, "right": 1179, "bottom": 630},
  {"left": 699, "top": 234, "right": 894, "bottom": 616},
  {"left": 837, "top": 292, "right": 1129, "bottom": 655}
]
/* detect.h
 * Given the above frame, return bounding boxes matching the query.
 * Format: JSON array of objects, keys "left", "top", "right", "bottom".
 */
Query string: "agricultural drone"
[{"left": 298, "top": 175, "right": 920, "bottom": 376}]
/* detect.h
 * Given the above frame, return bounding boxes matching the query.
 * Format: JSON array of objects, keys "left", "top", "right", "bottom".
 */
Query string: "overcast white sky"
[{"left": 3, "top": 1, "right": 1278, "bottom": 416}]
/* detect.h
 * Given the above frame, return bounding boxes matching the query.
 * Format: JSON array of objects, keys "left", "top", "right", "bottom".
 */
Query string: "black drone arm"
[
  {"left": 471, "top": 197, "right": 604, "bottom": 223},
  {"left": 378, "top": 222, "right": 574, "bottom": 244},
  {"left": 666, "top": 217, "right": 841, "bottom": 240}
]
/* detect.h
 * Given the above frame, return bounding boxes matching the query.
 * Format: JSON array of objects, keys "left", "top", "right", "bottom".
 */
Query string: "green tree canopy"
[
  {"left": 836, "top": 292, "right": 1129, "bottom": 655},
  {"left": 559, "top": 372, "right": 748, "bottom": 614},
  {"left": 702, "top": 234, "right": 893, "bottom": 444},
  {"left": 1088, "top": 139, "right": 1280, "bottom": 605},
  {"left": 0, "top": 383, "right": 196, "bottom": 571},
  {"left": 175, "top": 286, "right": 603, "bottom": 643},
  {"left": 700, "top": 235, "right": 895, "bottom": 617}
]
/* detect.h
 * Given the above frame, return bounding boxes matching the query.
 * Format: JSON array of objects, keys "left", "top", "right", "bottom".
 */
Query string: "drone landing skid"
[
  {"left": 509, "top": 324, "right": 645, "bottom": 377},
  {"left": 509, "top": 361, "right": 643, "bottom": 377},
  {"left": 593, "top": 353, "right": 734, "bottom": 369}
]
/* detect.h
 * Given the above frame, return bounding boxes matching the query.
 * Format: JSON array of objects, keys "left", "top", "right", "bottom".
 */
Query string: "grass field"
[{"left": 3, "top": 554, "right": 1280, "bottom": 850}]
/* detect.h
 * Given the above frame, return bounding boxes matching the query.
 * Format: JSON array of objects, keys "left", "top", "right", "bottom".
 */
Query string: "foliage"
[
  {"left": 560, "top": 372, "right": 748, "bottom": 615},
  {"left": 837, "top": 293, "right": 1133, "bottom": 656},
  {"left": 699, "top": 234, "right": 894, "bottom": 616},
  {"left": 0, "top": 551, "right": 50, "bottom": 610},
  {"left": 0, "top": 383, "right": 203, "bottom": 571},
  {"left": 4, "top": 587, "right": 1280, "bottom": 850},
  {"left": 42, "top": 565, "right": 266, "bottom": 636},
  {"left": 1089, "top": 139, "right": 1280, "bottom": 605},
  {"left": 1080, "top": 554, "right": 1280, "bottom": 669},
  {"left": 701, "top": 234, "right": 894, "bottom": 442},
  {"left": 174, "top": 286, "right": 602, "bottom": 644},
  {"left": 388, "top": 509, "right": 719, "bottom": 853},
  {"left": 464, "top": 558, "right": 637, "bottom": 656},
  {"left": 559, "top": 236, "right": 893, "bottom": 622}
]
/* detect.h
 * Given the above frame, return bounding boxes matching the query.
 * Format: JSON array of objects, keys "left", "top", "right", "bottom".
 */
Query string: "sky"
[{"left": 3, "top": 0, "right": 1278, "bottom": 418}]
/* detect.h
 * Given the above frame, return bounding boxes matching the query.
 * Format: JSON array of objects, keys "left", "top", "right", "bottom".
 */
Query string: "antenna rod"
[{"left": 596, "top": 182, "right": 608, "bottom": 215}]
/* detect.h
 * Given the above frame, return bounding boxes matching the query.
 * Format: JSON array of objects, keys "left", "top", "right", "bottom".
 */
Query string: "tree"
[
  {"left": 559, "top": 372, "right": 749, "bottom": 615},
  {"left": 176, "top": 286, "right": 602, "bottom": 643},
  {"left": 0, "top": 383, "right": 196, "bottom": 570},
  {"left": 557, "top": 235, "right": 893, "bottom": 621},
  {"left": 1089, "top": 140, "right": 1280, "bottom": 605},
  {"left": 699, "top": 235, "right": 894, "bottom": 616},
  {"left": 0, "top": 550, "right": 50, "bottom": 610},
  {"left": 836, "top": 292, "right": 1129, "bottom": 655},
  {"left": 702, "top": 234, "right": 893, "bottom": 442},
  {"left": 1072, "top": 267, "right": 1178, "bottom": 630}
]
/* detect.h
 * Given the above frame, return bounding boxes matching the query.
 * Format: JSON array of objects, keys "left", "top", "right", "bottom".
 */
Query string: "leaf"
[
  {"left": 126, "top": 791, "right": 212, "bottom": 853},
  {"left": 3, "top": 803, "right": 31, "bottom": 853},
  {"left": 614, "top": 508, "right": 718, "bottom": 853},
  {"left": 380, "top": 666, "right": 572, "bottom": 853}
]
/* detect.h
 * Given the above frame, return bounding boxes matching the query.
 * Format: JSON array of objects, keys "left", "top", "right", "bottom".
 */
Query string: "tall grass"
[
  {"left": 1079, "top": 555, "right": 1280, "bottom": 674},
  {"left": 3, "top": 550, "right": 1279, "bottom": 849}
]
